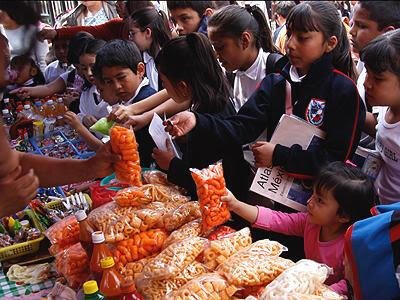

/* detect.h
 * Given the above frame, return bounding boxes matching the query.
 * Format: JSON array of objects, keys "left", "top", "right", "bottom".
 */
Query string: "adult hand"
[
  {"left": 87, "top": 142, "right": 120, "bottom": 179},
  {"left": 0, "top": 167, "right": 39, "bottom": 217},
  {"left": 251, "top": 141, "right": 276, "bottom": 168},
  {"left": 37, "top": 27, "right": 57, "bottom": 42},
  {"left": 151, "top": 140, "right": 175, "bottom": 171},
  {"left": 124, "top": 114, "right": 151, "bottom": 131},
  {"left": 163, "top": 111, "right": 196, "bottom": 137},
  {"left": 108, "top": 105, "right": 132, "bottom": 123}
]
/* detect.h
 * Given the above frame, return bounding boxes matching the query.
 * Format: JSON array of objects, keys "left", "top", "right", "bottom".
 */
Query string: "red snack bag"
[{"left": 44, "top": 215, "right": 80, "bottom": 253}]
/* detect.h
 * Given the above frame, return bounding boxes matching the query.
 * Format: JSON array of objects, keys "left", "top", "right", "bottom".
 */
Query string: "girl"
[
  {"left": 164, "top": 1, "right": 364, "bottom": 199},
  {"left": 208, "top": 4, "right": 282, "bottom": 111},
  {"left": 222, "top": 161, "right": 376, "bottom": 296},
  {"left": 362, "top": 29, "right": 400, "bottom": 204},
  {"left": 77, "top": 38, "right": 108, "bottom": 128},
  {"left": 151, "top": 32, "right": 235, "bottom": 196},
  {"left": 128, "top": 6, "right": 172, "bottom": 91},
  {"left": 10, "top": 55, "right": 45, "bottom": 87}
]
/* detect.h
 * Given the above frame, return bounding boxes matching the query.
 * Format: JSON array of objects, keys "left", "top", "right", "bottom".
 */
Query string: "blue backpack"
[{"left": 345, "top": 202, "right": 400, "bottom": 300}]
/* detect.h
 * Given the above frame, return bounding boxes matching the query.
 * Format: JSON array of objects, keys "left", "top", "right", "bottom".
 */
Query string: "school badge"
[{"left": 305, "top": 98, "right": 326, "bottom": 126}]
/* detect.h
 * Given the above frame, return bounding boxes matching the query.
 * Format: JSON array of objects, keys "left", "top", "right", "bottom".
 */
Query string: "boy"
[
  {"left": 167, "top": 1, "right": 215, "bottom": 36},
  {"left": 44, "top": 38, "right": 73, "bottom": 83}
]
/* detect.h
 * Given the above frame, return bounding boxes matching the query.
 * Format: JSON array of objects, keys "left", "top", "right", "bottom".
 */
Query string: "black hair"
[
  {"left": 359, "top": 1, "right": 400, "bottom": 31},
  {"left": 166, "top": 1, "right": 215, "bottom": 17},
  {"left": 208, "top": 4, "right": 278, "bottom": 53},
  {"left": 93, "top": 39, "right": 143, "bottom": 79},
  {"left": 80, "top": 39, "right": 106, "bottom": 90},
  {"left": 0, "top": 1, "right": 40, "bottom": 26},
  {"left": 314, "top": 161, "right": 377, "bottom": 224},
  {"left": 67, "top": 32, "right": 95, "bottom": 65},
  {"left": 361, "top": 29, "right": 400, "bottom": 77},
  {"left": 155, "top": 32, "right": 230, "bottom": 113},
  {"left": 125, "top": 0, "right": 154, "bottom": 16},
  {"left": 275, "top": 1, "right": 296, "bottom": 19},
  {"left": 286, "top": 1, "right": 357, "bottom": 80},
  {"left": 213, "top": 1, "right": 238, "bottom": 9},
  {"left": 129, "top": 7, "right": 171, "bottom": 58},
  {"left": 10, "top": 54, "right": 45, "bottom": 85}
]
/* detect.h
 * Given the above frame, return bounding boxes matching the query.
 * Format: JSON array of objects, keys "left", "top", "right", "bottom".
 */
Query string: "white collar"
[
  {"left": 22, "top": 78, "right": 34, "bottom": 86},
  {"left": 235, "top": 48, "right": 264, "bottom": 81},
  {"left": 124, "top": 77, "right": 149, "bottom": 105},
  {"left": 289, "top": 65, "right": 307, "bottom": 82},
  {"left": 143, "top": 51, "right": 153, "bottom": 64}
]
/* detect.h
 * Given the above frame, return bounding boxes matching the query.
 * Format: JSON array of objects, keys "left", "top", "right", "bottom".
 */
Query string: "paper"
[{"left": 148, "top": 113, "right": 181, "bottom": 158}]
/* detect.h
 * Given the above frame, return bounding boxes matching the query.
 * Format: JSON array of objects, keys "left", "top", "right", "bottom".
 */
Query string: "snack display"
[
  {"left": 190, "top": 163, "right": 230, "bottom": 233},
  {"left": 207, "top": 226, "right": 236, "bottom": 241},
  {"left": 163, "top": 201, "right": 201, "bottom": 232},
  {"left": 203, "top": 227, "right": 252, "bottom": 270},
  {"left": 165, "top": 273, "right": 238, "bottom": 300},
  {"left": 44, "top": 215, "right": 80, "bottom": 253},
  {"left": 143, "top": 236, "right": 207, "bottom": 280},
  {"left": 114, "top": 186, "right": 152, "bottom": 207},
  {"left": 110, "top": 125, "right": 142, "bottom": 186},
  {"left": 142, "top": 170, "right": 187, "bottom": 195},
  {"left": 163, "top": 219, "right": 202, "bottom": 249},
  {"left": 120, "top": 255, "right": 156, "bottom": 281}
]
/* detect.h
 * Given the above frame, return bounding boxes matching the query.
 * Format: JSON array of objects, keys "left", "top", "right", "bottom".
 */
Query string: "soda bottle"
[
  {"left": 75, "top": 210, "right": 95, "bottom": 254},
  {"left": 2, "top": 108, "right": 15, "bottom": 139},
  {"left": 99, "top": 257, "right": 122, "bottom": 299},
  {"left": 90, "top": 231, "right": 112, "bottom": 282},
  {"left": 119, "top": 279, "right": 143, "bottom": 300},
  {"left": 83, "top": 280, "right": 105, "bottom": 300}
]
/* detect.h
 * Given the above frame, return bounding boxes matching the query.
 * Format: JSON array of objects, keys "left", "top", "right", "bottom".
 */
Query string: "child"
[
  {"left": 128, "top": 7, "right": 172, "bottom": 91},
  {"left": 165, "top": 1, "right": 363, "bottom": 200},
  {"left": 44, "top": 38, "right": 72, "bottom": 83},
  {"left": 77, "top": 38, "right": 108, "bottom": 128},
  {"left": 9, "top": 55, "right": 45, "bottom": 87},
  {"left": 151, "top": 32, "right": 235, "bottom": 196},
  {"left": 167, "top": 1, "right": 215, "bottom": 36},
  {"left": 222, "top": 161, "right": 376, "bottom": 296},
  {"left": 362, "top": 29, "right": 400, "bottom": 204}
]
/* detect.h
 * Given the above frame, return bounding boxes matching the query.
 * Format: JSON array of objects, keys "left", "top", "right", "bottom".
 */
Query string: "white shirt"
[
  {"left": 143, "top": 52, "right": 158, "bottom": 91},
  {"left": 356, "top": 61, "right": 367, "bottom": 107},
  {"left": 124, "top": 77, "right": 150, "bottom": 105},
  {"left": 44, "top": 60, "right": 73, "bottom": 83},
  {"left": 60, "top": 70, "right": 85, "bottom": 92},
  {"left": 374, "top": 109, "right": 400, "bottom": 204},
  {"left": 3, "top": 25, "right": 49, "bottom": 73},
  {"left": 84, "top": 8, "right": 109, "bottom": 26},
  {"left": 78, "top": 85, "right": 109, "bottom": 120},
  {"left": 233, "top": 49, "right": 270, "bottom": 112},
  {"left": 289, "top": 65, "right": 307, "bottom": 82}
]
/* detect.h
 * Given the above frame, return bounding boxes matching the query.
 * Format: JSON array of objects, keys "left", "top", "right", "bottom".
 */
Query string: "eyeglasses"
[{"left": 128, "top": 30, "right": 140, "bottom": 40}]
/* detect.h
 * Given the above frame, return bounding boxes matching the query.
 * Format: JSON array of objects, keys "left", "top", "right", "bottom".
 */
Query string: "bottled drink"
[
  {"left": 15, "top": 104, "right": 24, "bottom": 119},
  {"left": 99, "top": 257, "right": 122, "bottom": 299},
  {"left": 2, "top": 108, "right": 15, "bottom": 139},
  {"left": 21, "top": 104, "right": 34, "bottom": 119},
  {"left": 90, "top": 231, "right": 112, "bottom": 282},
  {"left": 44, "top": 100, "right": 56, "bottom": 118},
  {"left": 34, "top": 101, "right": 44, "bottom": 120},
  {"left": 43, "top": 100, "right": 57, "bottom": 135},
  {"left": 55, "top": 97, "right": 67, "bottom": 116},
  {"left": 75, "top": 210, "right": 95, "bottom": 254},
  {"left": 83, "top": 280, "right": 105, "bottom": 300},
  {"left": 119, "top": 279, "right": 143, "bottom": 300},
  {"left": 3, "top": 98, "right": 14, "bottom": 113}
]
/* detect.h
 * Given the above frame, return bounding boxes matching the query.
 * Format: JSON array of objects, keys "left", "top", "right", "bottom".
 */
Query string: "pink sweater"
[{"left": 254, "top": 206, "right": 347, "bottom": 296}]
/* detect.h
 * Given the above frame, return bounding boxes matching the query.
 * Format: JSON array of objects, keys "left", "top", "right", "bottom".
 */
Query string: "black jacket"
[{"left": 191, "top": 53, "right": 365, "bottom": 181}]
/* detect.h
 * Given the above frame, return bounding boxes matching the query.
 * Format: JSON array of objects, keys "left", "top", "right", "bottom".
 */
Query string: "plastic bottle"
[
  {"left": 75, "top": 210, "right": 95, "bottom": 254},
  {"left": 3, "top": 98, "right": 14, "bottom": 114},
  {"left": 44, "top": 99, "right": 56, "bottom": 118},
  {"left": 119, "top": 279, "right": 143, "bottom": 300},
  {"left": 83, "top": 280, "right": 105, "bottom": 300},
  {"left": 55, "top": 97, "right": 67, "bottom": 116},
  {"left": 21, "top": 104, "right": 34, "bottom": 119},
  {"left": 2, "top": 109, "right": 15, "bottom": 138},
  {"left": 90, "top": 231, "right": 112, "bottom": 282},
  {"left": 43, "top": 100, "right": 56, "bottom": 135},
  {"left": 34, "top": 101, "right": 44, "bottom": 120},
  {"left": 99, "top": 257, "right": 122, "bottom": 299}
]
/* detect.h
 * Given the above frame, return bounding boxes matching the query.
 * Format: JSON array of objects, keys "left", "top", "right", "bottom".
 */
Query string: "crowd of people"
[{"left": 1, "top": 1, "right": 400, "bottom": 299}]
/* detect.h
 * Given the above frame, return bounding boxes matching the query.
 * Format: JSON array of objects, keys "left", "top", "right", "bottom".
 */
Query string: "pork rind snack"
[
  {"left": 163, "top": 201, "right": 201, "bottom": 232},
  {"left": 243, "top": 239, "right": 287, "bottom": 257},
  {"left": 114, "top": 186, "right": 153, "bottom": 207},
  {"left": 165, "top": 273, "right": 238, "bottom": 300},
  {"left": 143, "top": 236, "right": 207, "bottom": 280},
  {"left": 190, "top": 162, "right": 230, "bottom": 233},
  {"left": 119, "top": 255, "right": 156, "bottom": 282},
  {"left": 110, "top": 125, "right": 142, "bottom": 186},
  {"left": 260, "top": 259, "right": 344, "bottom": 300},
  {"left": 203, "top": 227, "right": 252, "bottom": 270},
  {"left": 136, "top": 261, "right": 208, "bottom": 300},
  {"left": 142, "top": 169, "right": 187, "bottom": 195},
  {"left": 163, "top": 219, "right": 202, "bottom": 249}
]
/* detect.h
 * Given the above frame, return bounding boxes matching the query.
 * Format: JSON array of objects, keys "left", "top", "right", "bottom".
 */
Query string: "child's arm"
[
  {"left": 64, "top": 112, "right": 102, "bottom": 151},
  {"left": 9, "top": 77, "right": 66, "bottom": 98},
  {"left": 222, "top": 189, "right": 259, "bottom": 223},
  {"left": 364, "top": 111, "right": 378, "bottom": 137}
]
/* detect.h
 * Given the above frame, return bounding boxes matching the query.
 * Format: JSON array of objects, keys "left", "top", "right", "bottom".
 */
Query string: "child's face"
[
  {"left": 349, "top": 4, "right": 385, "bottom": 54},
  {"left": 159, "top": 72, "right": 191, "bottom": 104},
  {"left": 79, "top": 53, "right": 96, "bottom": 84},
  {"left": 102, "top": 64, "right": 145, "bottom": 104},
  {"left": 94, "top": 77, "right": 115, "bottom": 103},
  {"left": 13, "top": 63, "right": 35, "bottom": 85},
  {"left": 54, "top": 39, "right": 69, "bottom": 64},
  {"left": 170, "top": 8, "right": 202, "bottom": 36},
  {"left": 364, "top": 68, "right": 400, "bottom": 107},
  {"left": 307, "top": 188, "right": 342, "bottom": 227},
  {"left": 128, "top": 24, "right": 152, "bottom": 52}
]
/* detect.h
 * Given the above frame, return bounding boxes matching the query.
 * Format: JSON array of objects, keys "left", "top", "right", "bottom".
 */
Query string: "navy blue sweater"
[{"left": 191, "top": 54, "right": 365, "bottom": 180}]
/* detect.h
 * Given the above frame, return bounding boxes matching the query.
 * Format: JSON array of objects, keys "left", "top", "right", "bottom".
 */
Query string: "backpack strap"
[{"left": 265, "top": 52, "right": 289, "bottom": 75}]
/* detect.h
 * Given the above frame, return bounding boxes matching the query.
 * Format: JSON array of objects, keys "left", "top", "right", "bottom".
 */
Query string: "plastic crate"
[
  {"left": 45, "top": 193, "right": 92, "bottom": 212},
  {"left": 0, "top": 235, "right": 44, "bottom": 261}
]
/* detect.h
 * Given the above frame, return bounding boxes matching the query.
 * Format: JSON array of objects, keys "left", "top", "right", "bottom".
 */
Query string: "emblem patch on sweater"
[{"left": 305, "top": 98, "right": 325, "bottom": 126}]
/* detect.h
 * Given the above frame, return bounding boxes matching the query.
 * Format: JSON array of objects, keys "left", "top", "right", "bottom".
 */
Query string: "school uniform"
[
  {"left": 44, "top": 60, "right": 73, "bottom": 83},
  {"left": 78, "top": 84, "right": 109, "bottom": 120},
  {"left": 143, "top": 52, "right": 159, "bottom": 91}
]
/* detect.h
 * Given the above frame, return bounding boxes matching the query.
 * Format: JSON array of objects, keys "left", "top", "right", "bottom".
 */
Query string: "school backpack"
[{"left": 345, "top": 202, "right": 400, "bottom": 300}]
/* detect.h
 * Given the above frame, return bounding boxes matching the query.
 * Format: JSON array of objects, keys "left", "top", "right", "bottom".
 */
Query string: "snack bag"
[
  {"left": 165, "top": 273, "right": 238, "bottom": 300},
  {"left": 110, "top": 125, "right": 142, "bottom": 186},
  {"left": 142, "top": 170, "right": 188, "bottom": 195},
  {"left": 163, "top": 219, "right": 202, "bottom": 249},
  {"left": 143, "top": 236, "right": 207, "bottom": 280},
  {"left": 190, "top": 162, "right": 230, "bottom": 233},
  {"left": 120, "top": 255, "right": 156, "bottom": 281},
  {"left": 114, "top": 186, "right": 153, "bottom": 207},
  {"left": 203, "top": 227, "right": 252, "bottom": 270},
  {"left": 44, "top": 215, "right": 79, "bottom": 253},
  {"left": 89, "top": 117, "right": 115, "bottom": 135},
  {"left": 207, "top": 226, "right": 236, "bottom": 241},
  {"left": 163, "top": 201, "right": 201, "bottom": 232}
]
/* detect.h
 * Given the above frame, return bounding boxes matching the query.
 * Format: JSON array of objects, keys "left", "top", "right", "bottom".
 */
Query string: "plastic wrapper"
[
  {"left": 110, "top": 125, "right": 142, "bottom": 186},
  {"left": 163, "top": 201, "right": 201, "bottom": 232},
  {"left": 136, "top": 261, "right": 208, "bottom": 300},
  {"left": 143, "top": 236, "right": 207, "bottom": 280},
  {"left": 260, "top": 259, "right": 344, "bottom": 300},
  {"left": 89, "top": 117, "right": 114, "bottom": 135},
  {"left": 190, "top": 162, "right": 230, "bottom": 233},
  {"left": 142, "top": 170, "right": 188, "bottom": 195},
  {"left": 207, "top": 226, "right": 236, "bottom": 241},
  {"left": 0, "top": 233, "right": 13, "bottom": 247},
  {"left": 114, "top": 186, "right": 153, "bottom": 207},
  {"left": 44, "top": 215, "right": 79, "bottom": 253},
  {"left": 120, "top": 255, "right": 156, "bottom": 281},
  {"left": 203, "top": 227, "right": 252, "bottom": 270},
  {"left": 112, "top": 229, "right": 168, "bottom": 267},
  {"left": 165, "top": 273, "right": 238, "bottom": 300},
  {"left": 163, "top": 219, "right": 202, "bottom": 249},
  {"left": 217, "top": 240, "right": 294, "bottom": 287},
  {"left": 54, "top": 243, "right": 90, "bottom": 289}
]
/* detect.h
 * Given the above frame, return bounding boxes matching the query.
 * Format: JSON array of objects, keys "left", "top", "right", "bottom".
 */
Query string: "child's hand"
[
  {"left": 151, "top": 140, "right": 175, "bottom": 171},
  {"left": 251, "top": 141, "right": 276, "bottom": 168},
  {"left": 163, "top": 111, "right": 196, "bottom": 137},
  {"left": 221, "top": 188, "right": 240, "bottom": 211},
  {"left": 221, "top": 188, "right": 259, "bottom": 224},
  {"left": 82, "top": 115, "right": 97, "bottom": 128},
  {"left": 108, "top": 105, "right": 131, "bottom": 123},
  {"left": 9, "top": 87, "right": 33, "bottom": 99},
  {"left": 124, "top": 114, "right": 151, "bottom": 131},
  {"left": 63, "top": 111, "right": 82, "bottom": 130}
]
